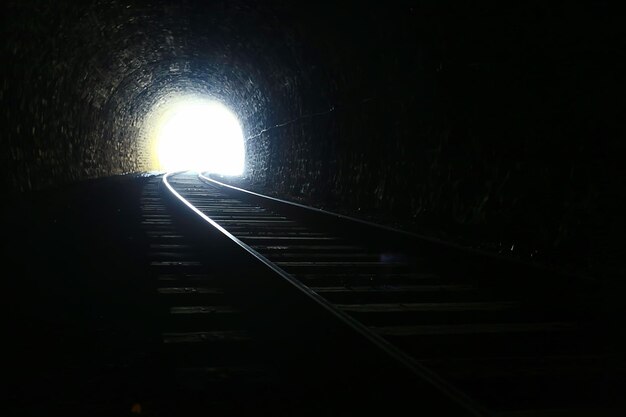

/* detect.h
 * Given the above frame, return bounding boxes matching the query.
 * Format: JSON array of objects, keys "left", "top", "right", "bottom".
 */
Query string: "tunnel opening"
[{"left": 145, "top": 94, "right": 245, "bottom": 175}]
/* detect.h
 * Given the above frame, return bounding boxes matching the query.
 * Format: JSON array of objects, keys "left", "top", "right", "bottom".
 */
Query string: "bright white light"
[{"left": 154, "top": 98, "right": 245, "bottom": 175}]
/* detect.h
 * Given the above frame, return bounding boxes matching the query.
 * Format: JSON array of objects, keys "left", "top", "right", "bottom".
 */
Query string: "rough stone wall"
[{"left": 240, "top": 2, "right": 624, "bottom": 274}]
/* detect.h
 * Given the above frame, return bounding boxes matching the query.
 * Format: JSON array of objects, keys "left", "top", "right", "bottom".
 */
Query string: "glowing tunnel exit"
[{"left": 152, "top": 97, "right": 245, "bottom": 175}]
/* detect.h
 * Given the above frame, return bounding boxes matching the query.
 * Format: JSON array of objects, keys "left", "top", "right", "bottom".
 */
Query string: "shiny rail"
[{"left": 161, "top": 171, "right": 623, "bottom": 417}]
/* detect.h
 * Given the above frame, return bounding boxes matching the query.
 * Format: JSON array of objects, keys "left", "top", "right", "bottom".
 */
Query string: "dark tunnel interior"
[
  {"left": 2, "top": 1, "right": 626, "bottom": 415},
  {"left": 3, "top": 0, "right": 624, "bottom": 275}
]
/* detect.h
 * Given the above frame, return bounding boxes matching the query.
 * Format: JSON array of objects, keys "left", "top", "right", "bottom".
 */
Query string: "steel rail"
[
  {"left": 200, "top": 172, "right": 592, "bottom": 284},
  {"left": 163, "top": 171, "right": 489, "bottom": 417}
]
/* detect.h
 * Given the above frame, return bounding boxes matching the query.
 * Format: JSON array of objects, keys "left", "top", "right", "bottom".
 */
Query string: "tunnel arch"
[{"left": 2, "top": 0, "right": 306, "bottom": 190}]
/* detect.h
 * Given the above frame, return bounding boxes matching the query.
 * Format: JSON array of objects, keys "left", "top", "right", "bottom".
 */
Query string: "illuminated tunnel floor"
[
  {"left": 5, "top": 174, "right": 300, "bottom": 415},
  {"left": 4, "top": 174, "right": 401, "bottom": 416},
  {"left": 4, "top": 172, "right": 625, "bottom": 416}
]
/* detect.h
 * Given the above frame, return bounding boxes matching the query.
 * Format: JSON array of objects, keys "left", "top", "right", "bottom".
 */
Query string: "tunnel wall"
[
  {"left": 241, "top": 2, "right": 624, "bottom": 273},
  {"left": 3, "top": 1, "right": 623, "bottom": 274}
]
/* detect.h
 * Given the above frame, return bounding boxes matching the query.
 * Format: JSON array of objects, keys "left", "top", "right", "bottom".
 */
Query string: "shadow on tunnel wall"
[{"left": 241, "top": 1, "right": 625, "bottom": 277}]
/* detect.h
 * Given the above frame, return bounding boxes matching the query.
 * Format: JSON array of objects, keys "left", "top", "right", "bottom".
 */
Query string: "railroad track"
[{"left": 142, "top": 171, "right": 624, "bottom": 416}]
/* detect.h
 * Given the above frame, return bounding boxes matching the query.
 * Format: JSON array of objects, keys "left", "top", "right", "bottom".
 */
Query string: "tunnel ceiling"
[{"left": 2, "top": 1, "right": 623, "bottom": 273}]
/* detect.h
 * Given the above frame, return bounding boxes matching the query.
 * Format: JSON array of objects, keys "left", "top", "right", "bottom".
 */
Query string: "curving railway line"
[{"left": 141, "top": 171, "right": 624, "bottom": 416}]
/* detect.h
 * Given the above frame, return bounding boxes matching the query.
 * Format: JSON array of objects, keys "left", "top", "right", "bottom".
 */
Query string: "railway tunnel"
[
  {"left": 3, "top": 1, "right": 625, "bottom": 416},
  {"left": 3, "top": 0, "right": 624, "bottom": 271}
]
